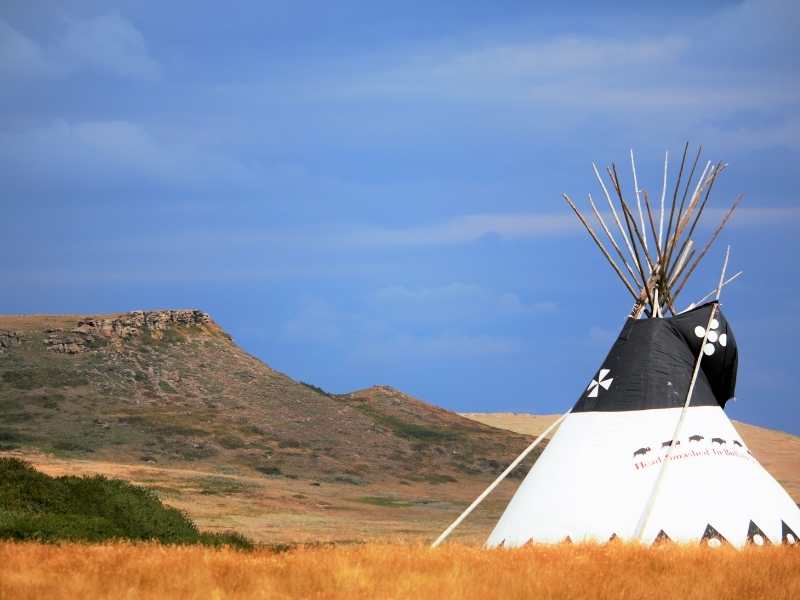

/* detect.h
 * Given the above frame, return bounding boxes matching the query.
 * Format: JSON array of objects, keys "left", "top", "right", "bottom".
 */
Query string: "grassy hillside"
[
  {"left": 0, "top": 457, "right": 249, "bottom": 547},
  {"left": 0, "top": 311, "right": 535, "bottom": 487}
]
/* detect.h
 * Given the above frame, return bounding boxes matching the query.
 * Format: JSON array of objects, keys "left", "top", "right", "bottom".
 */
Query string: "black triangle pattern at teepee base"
[
  {"left": 746, "top": 521, "right": 771, "bottom": 546},
  {"left": 653, "top": 530, "right": 672, "bottom": 545},
  {"left": 701, "top": 524, "right": 729, "bottom": 547},
  {"left": 561, "top": 536, "right": 573, "bottom": 544},
  {"left": 782, "top": 521, "right": 799, "bottom": 545}
]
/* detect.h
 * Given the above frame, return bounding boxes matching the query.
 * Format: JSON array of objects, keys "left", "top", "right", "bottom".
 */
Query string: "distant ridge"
[{"left": 0, "top": 310, "right": 534, "bottom": 486}]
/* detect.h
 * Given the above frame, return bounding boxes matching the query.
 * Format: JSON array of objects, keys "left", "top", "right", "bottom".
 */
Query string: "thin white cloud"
[
  {"left": 0, "top": 19, "right": 49, "bottom": 76},
  {"left": 354, "top": 332, "right": 523, "bottom": 361},
  {"left": 701, "top": 118, "right": 800, "bottom": 152},
  {"left": 294, "top": 1, "right": 798, "bottom": 142},
  {"left": 345, "top": 206, "right": 800, "bottom": 247},
  {"left": 349, "top": 213, "right": 578, "bottom": 245},
  {"left": 0, "top": 13, "right": 160, "bottom": 81},
  {"left": 0, "top": 119, "right": 256, "bottom": 187},
  {"left": 370, "top": 283, "right": 557, "bottom": 322},
  {"left": 281, "top": 283, "right": 547, "bottom": 361},
  {"left": 60, "top": 13, "right": 161, "bottom": 80},
  {"left": 525, "top": 85, "right": 798, "bottom": 113},
  {"left": 702, "top": 207, "right": 800, "bottom": 228},
  {"left": 332, "top": 36, "right": 689, "bottom": 100}
]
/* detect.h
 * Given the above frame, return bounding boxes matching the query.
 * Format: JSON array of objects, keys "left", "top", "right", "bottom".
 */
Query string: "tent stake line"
[{"left": 430, "top": 411, "right": 569, "bottom": 548}]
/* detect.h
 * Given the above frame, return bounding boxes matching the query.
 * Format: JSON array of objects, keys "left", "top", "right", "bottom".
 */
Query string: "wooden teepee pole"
[
  {"left": 563, "top": 194, "right": 640, "bottom": 300},
  {"left": 630, "top": 149, "right": 648, "bottom": 255},
  {"left": 430, "top": 412, "right": 569, "bottom": 548},
  {"left": 658, "top": 150, "right": 668, "bottom": 251},
  {"left": 587, "top": 193, "right": 642, "bottom": 287},
  {"left": 683, "top": 271, "right": 743, "bottom": 311},
  {"left": 593, "top": 162, "right": 641, "bottom": 273},
  {"left": 633, "top": 247, "right": 731, "bottom": 542}
]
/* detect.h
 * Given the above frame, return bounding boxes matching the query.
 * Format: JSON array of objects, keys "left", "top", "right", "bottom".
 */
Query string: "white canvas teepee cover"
[{"left": 487, "top": 303, "right": 800, "bottom": 548}]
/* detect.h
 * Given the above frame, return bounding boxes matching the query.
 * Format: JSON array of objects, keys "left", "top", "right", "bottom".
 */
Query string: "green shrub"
[
  {"left": 0, "top": 458, "right": 251, "bottom": 548},
  {"left": 278, "top": 439, "right": 302, "bottom": 449},
  {"left": 196, "top": 476, "right": 248, "bottom": 496},
  {"left": 217, "top": 434, "right": 245, "bottom": 449},
  {"left": 51, "top": 439, "right": 93, "bottom": 453},
  {"left": 0, "top": 428, "right": 30, "bottom": 444},
  {"left": 354, "top": 404, "right": 460, "bottom": 442},
  {"left": 254, "top": 465, "right": 282, "bottom": 476},
  {"left": 300, "top": 382, "right": 333, "bottom": 397}
]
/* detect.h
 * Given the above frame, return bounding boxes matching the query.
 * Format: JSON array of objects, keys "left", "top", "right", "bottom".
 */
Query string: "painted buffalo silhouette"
[
  {"left": 733, "top": 440, "right": 743, "bottom": 447},
  {"left": 662, "top": 440, "right": 680, "bottom": 448},
  {"left": 633, "top": 447, "right": 651, "bottom": 457},
  {"left": 712, "top": 437, "right": 726, "bottom": 445},
  {"left": 689, "top": 435, "right": 704, "bottom": 442}
]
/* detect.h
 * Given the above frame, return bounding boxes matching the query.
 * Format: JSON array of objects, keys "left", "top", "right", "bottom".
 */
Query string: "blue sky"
[{"left": 2, "top": 1, "right": 799, "bottom": 434}]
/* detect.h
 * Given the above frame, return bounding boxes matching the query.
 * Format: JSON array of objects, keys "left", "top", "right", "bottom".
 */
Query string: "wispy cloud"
[
  {"left": 354, "top": 332, "right": 523, "bottom": 362},
  {"left": 369, "top": 283, "right": 557, "bottom": 323},
  {"left": 0, "top": 19, "right": 48, "bottom": 76},
  {"left": 0, "top": 119, "right": 256, "bottom": 187},
  {"left": 0, "top": 13, "right": 160, "bottom": 81},
  {"left": 281, "top": 1, "right": 797, "bottom": 146},
  {"left": 348, "top": 213, "right": 578, "bottom": 245},
  {"left": 282, "top": 283, "right": 548, "bottom": 361},
  {"left": 699, "top": 118, "right": 800, "bottom": 152},
  {"left": 332, "top": 36, "right": 689, "bottom": 100}
]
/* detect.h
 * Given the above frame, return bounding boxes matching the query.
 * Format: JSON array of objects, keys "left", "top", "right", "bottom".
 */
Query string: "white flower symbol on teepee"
[
  {"left": 694, "top": 317, "right": 728, "bottom": 356},
  {"left": 587, "top": 368, "right": 613, "bottom": 398}
]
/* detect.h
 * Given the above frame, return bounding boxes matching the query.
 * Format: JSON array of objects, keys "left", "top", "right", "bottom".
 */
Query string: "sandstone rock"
[
  {"left": 44, "top": 310, "right": 212, "bottom": 353},
  {"left": 0, "top": 330, "right": 22, "bottom": 354}
]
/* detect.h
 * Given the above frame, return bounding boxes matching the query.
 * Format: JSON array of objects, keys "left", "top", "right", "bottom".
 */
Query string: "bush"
[
  {"left": 218, "top": 434, "right": 245, "bottom": 449},
  {"left": 0, "top": 458, "right": 251, "bottom": 548},
  {"left": 254, "top": 465, "right": 282, "bottom": 476},
  {"left": 300, "top": 382, "right": 333, "bottom": 397},
  {"left": 354, "top": 404, "right": 460, "bottom": 442}
]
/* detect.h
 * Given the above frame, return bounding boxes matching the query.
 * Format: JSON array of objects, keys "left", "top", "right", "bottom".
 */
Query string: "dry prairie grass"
[{"left": 1, "top": 541, "right": 799, "bottom": 600}]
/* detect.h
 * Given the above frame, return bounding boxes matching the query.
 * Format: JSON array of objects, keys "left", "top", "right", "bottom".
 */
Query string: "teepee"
[{"left": 434, "top": 145, "right": 800, "bottom": 548}]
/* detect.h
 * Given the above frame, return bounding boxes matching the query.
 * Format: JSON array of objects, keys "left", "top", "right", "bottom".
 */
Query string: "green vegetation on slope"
[
  {"left": 0, "top": 458, "right": 250, "bottom": 548},
  {"left": 353, "top": 403, "right": 462, "bottom": 442},
  {"left": 0, "top": 312, "right": 537, "bottom": 484}
]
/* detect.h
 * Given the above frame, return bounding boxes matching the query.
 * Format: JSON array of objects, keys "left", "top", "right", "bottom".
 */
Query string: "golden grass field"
[{"left": 2, "top": 541, "right": 799, "bottom": 600}]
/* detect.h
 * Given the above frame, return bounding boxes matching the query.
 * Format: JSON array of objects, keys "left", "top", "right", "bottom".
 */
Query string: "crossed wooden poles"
[
  {"left": 431, "top": 145, "right": 743, "bottom": 548},
  {"left": 563, "top": 144, "right": 741, "bottom": 318}
]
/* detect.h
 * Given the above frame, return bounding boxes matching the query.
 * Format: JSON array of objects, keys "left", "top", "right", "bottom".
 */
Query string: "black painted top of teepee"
[{"left": 573, "top": 302, "right": 738, "bottom": 413}]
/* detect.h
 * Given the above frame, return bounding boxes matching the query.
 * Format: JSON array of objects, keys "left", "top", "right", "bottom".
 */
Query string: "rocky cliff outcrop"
[
  {"left": 0, "top": 330, "right": 21, "bottom": 354},
  {"left": 45, "top": 310, "right": 212, "bottom": 353}
]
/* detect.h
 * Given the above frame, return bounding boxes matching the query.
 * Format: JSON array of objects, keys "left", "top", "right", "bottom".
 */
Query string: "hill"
[
  {"left": 0, "top": 310, "right": 532, "bottom": 485},
  {"left": 0, "top": 310, "right": 538, "bottom": 544},
  {"left": 460, "top": 413, "right": 800, "bottom": 502}
]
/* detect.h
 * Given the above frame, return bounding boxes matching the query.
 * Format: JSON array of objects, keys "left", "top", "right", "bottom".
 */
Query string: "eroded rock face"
[
  {"left": 44, "top": 333, "right": 87, "bottom": 354},
  {"left": 45, "top": 310, "right": 212, "bottom": 353},
  {"left": 0, "top": 330, "right": 22, "bottom": 354}
]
